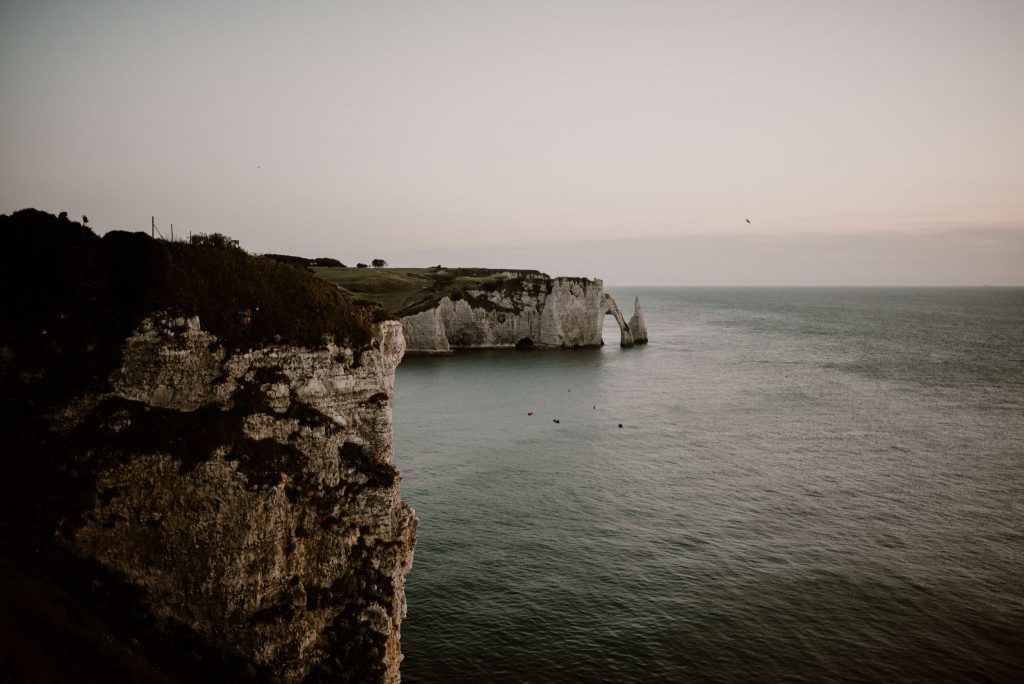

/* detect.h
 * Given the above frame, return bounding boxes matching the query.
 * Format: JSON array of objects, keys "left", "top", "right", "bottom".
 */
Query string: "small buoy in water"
[
  {"left": 593, "top": 405, "right": 596, "bottom": 410},
  {"left": 553, "top": 419, "right": 561, "bottom": 424},
  {"left": 527, "top": 411, "right": 534, "bottom": 416},
  {"left": 618, "top": 423, "right": 623, "bottom": 428}
]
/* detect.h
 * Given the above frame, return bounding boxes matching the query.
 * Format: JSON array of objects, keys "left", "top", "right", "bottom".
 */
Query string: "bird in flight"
[{"left": 745, "top": 218, "right": 751, "bottom": 223}]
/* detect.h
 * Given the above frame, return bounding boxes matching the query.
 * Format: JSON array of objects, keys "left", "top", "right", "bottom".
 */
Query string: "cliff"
[
  {"left": 401, "top": 276, "right": 596, "bottom": 352},
  {"left": 0, "top": 210, "right": 416, "bottom": 682},
  {"left": 311, "top": 267, "right": 648, "bottom": 353},
  {"left": 400, "top": 276, "right": 646, "bottom": 353}
]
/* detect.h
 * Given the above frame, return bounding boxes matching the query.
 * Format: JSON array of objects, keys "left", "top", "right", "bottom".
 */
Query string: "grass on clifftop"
[
  {"left": 314, "top": 266, "right": 550, "bottom": 316},
  {"left": 0, "top": 209, "right": 382, "bottom": 403}
]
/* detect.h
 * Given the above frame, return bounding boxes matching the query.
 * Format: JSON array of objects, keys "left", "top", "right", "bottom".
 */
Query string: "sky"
[{"left": 1, "top": 0, "right": 1022, "bottom": 285}]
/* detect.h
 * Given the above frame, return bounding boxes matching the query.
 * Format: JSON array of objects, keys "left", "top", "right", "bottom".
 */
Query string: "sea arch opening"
[{"left": 601, "top": 294, "right": 634, "bottom": 347}]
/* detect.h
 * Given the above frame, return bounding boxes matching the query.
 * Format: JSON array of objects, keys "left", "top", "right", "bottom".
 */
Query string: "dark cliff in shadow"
[{"left": 0, "top": 210, "right": 415, "bottom": 683}]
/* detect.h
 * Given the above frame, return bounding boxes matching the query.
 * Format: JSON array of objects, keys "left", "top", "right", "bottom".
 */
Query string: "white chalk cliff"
[
  {"left": 628, "top": 296, "right": 649, "bottom": 344},
  {"left": 400, "top": 276, "right": 647, "bottom": 353}
]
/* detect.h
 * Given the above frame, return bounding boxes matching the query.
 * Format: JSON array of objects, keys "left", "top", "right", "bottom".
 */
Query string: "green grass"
[
  {"left": 312, "top": 267, "right": 439, "bottom": 312},
  {"left": 312, "top": 267, "right": 549, "bottom": 315}
]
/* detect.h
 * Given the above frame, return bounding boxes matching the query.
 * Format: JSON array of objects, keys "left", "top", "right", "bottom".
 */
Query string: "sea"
[{"left": 392, "top": 287, "right": 1024, "bottom": 683}]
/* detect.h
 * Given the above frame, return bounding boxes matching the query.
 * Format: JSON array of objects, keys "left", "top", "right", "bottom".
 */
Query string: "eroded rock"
[
  {"left": 401, "top": 276, "right": 645, "bottom": 352},
  {"left": 53, "top": 317, "right": 415, "bottom": 682}
]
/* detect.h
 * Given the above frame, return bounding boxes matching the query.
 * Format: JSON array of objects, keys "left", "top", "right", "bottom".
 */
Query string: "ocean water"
[{"left": 392, "top": 288, "right": 1024, "bottom": 683}]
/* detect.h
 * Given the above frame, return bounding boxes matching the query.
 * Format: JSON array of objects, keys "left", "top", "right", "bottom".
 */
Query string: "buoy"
[
  {"left": 618, "top": 423, "right": 623, "bottom": 428},
  {"left": 527, "top": 411, "right": 533, "bottom": 416}
]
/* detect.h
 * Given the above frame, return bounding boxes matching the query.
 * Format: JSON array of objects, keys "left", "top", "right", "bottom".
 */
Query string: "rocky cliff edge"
[{"left": 0, "top": 210, "right": 416, "bottom": 682}]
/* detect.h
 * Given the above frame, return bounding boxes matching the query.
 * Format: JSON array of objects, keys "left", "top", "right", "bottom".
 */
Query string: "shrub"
[
  {"left": 0, "top": 209, "right": 383, "bottom": 404},
  {"left": 190, "top": 232, "right": 239, "bottom": 249},
  {"left": 310, "top": 257, "right": 344, "bottom": 267},
  {"left": 262, "top": 253, "right": 311, "bottom": 268}
]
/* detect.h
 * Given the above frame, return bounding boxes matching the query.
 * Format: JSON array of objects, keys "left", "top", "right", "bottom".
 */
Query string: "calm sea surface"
[{"left": 393, "top": 288, "right": 1024, "bottom": 683}]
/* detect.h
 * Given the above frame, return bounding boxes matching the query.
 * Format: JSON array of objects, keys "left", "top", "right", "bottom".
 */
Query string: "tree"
[
  {"left": 371, "top": 259, "right": 387, "bottom": 268},
  {"left": 356, "top": 262, "right": 368, "bottom": 268},
  {"left": 82, "top": 215, "right": 89, "bottom": 225}
]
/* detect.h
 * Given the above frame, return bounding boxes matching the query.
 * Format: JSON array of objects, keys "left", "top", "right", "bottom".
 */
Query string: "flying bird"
[{"left": 745, "top": 218, "right": 751, "bottom": 223}]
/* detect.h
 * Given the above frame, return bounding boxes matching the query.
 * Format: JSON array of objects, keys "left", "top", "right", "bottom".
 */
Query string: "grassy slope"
[
  {"left": 313, "top": 267, "right": 549, "bottom": 316},
  {"left": 313, "top": 267, "right": 440, "bottom": 313}
]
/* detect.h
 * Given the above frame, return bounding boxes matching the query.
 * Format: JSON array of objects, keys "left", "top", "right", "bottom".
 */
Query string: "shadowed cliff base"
[{"left": 0, "top": 210, "right": 415, "bottom": 682}]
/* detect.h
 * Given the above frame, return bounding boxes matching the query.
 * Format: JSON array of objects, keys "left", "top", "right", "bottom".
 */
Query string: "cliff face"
[
  {"left": 401, "top": 276, "right": 644, "bottom": 353},
  {"left": 53, "top": 316, "right": 414, "bottom": 682},
  {"left": 0, "top": 210, "right": 416, "bottom": 683}
]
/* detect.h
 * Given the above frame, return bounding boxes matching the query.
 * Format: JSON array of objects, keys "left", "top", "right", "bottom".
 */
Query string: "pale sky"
[{"left": 1, "top": 0, "right": 1022, "bottom": 284}]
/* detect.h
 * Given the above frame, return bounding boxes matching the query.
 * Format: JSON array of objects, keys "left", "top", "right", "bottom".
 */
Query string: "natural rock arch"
[
  {"left": 600, "top": 295, "right": 648, "bottom": 347},
  {"left": 602, "top": 295, "right": 632, "bottom": 346}
]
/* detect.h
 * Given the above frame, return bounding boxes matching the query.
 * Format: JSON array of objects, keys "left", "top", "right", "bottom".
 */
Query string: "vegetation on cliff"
[
  {"left": 262, "top": 253, "right": 346, "bottom": 268},
  {"left": 313, "top": 265, "right": 551, "bottom": 316},
  {"left": 0, "top": 209, "right": 381, "bottom": 402}
]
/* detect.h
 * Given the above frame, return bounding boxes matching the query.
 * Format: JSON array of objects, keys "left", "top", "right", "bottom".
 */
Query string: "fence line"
[{"left": 150, "top": 216, "right": 187, "bottom": 242}]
